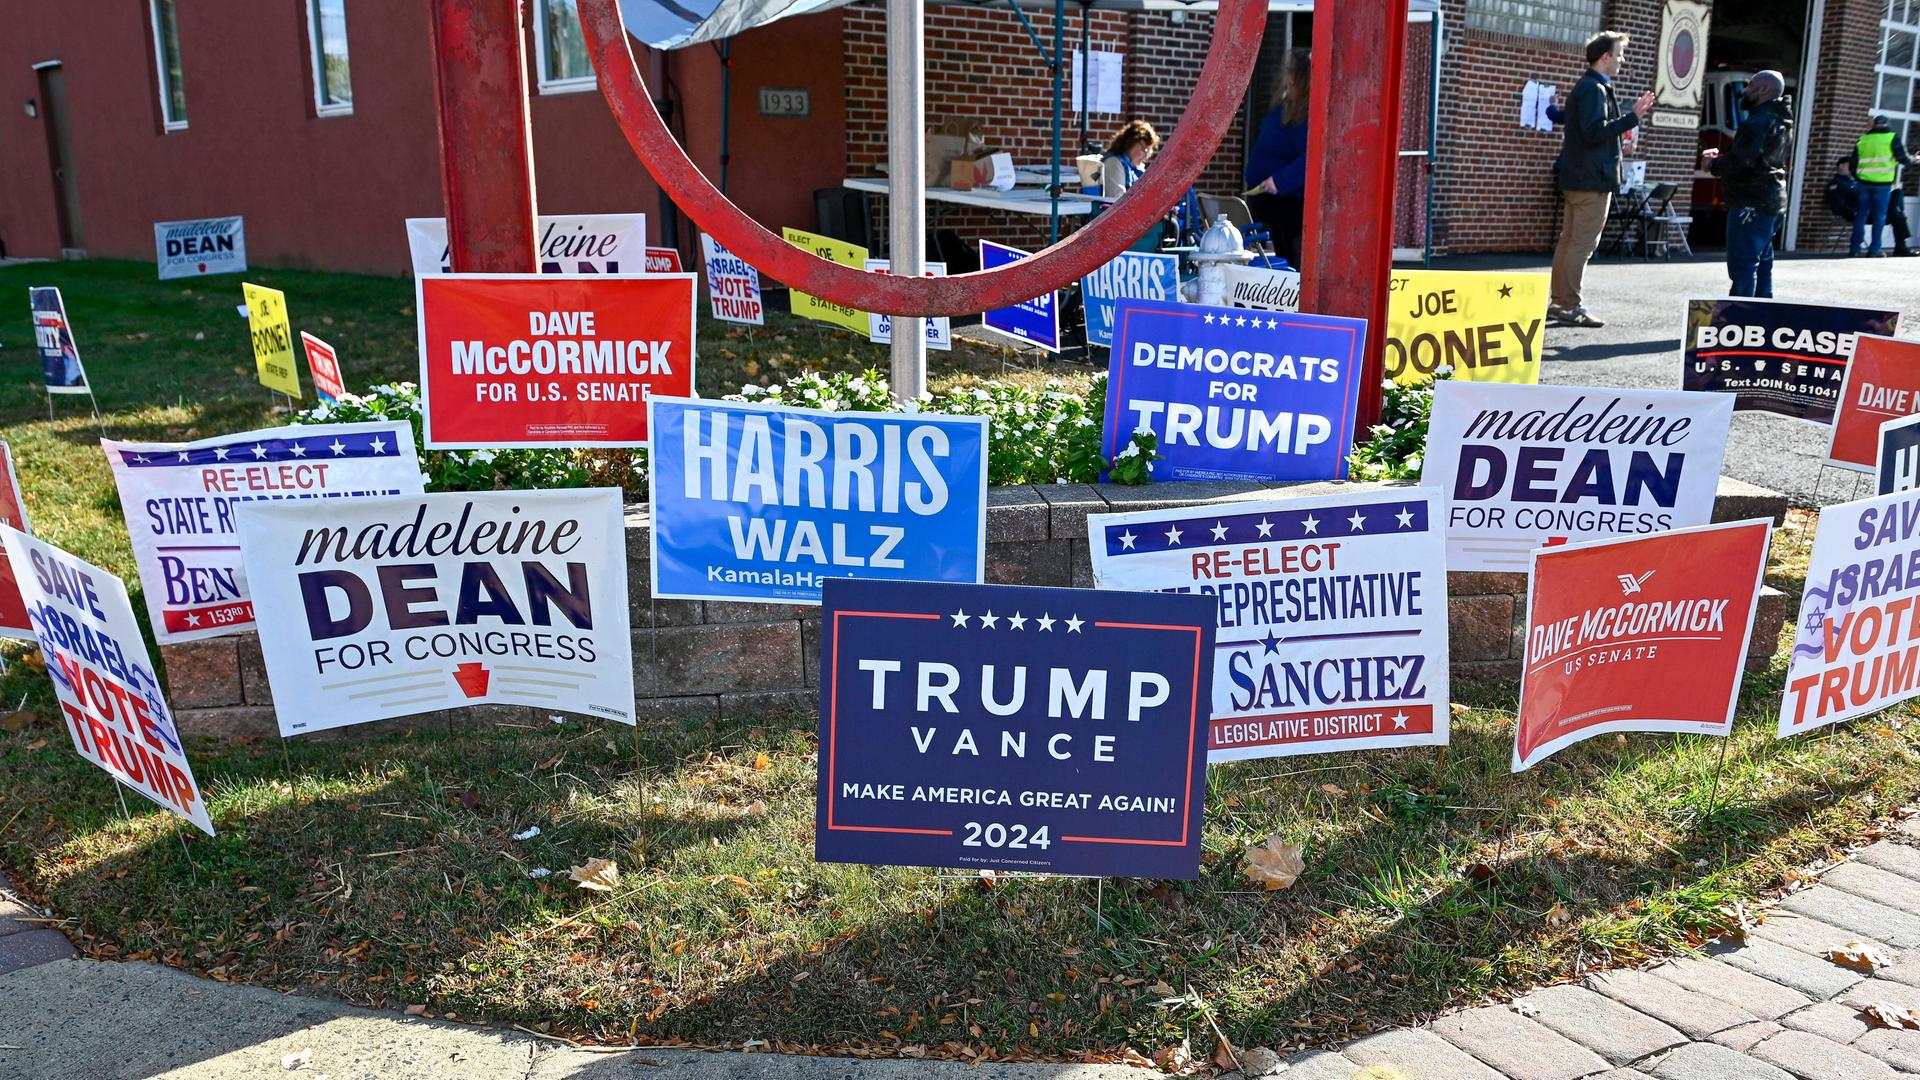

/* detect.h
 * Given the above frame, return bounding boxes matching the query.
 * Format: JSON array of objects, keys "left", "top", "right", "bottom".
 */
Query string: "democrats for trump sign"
[
  {"left": 815, "top": 578, "right": 1216, "bottom": 879},
  {"left": 28, "top": 286, "right": 89, "bottom": 395},
  {"left": 1421, "top": 382, "right": 1733, "bottom": 573},
  {"left": 416, "top": 274, "right": 696, "bottom": 449},
  {"left": 3, "top": 526, "right": 213, "bottom": 835},
  {"left": 648, "top": 398, "right": 987, "bottom": 604},
  {"left": 1081, "top": 251, "right": 1179, "bottom": 349},
  {"left": 104, "top": 422, "right": 422, "bottom": 645},
  {"left": 236, "top": 489, "right": 634, "bottom": 738},
  {"left": 1103, "top": 298, "right": 1365, "bottom": 483},
  {"left": 155, "top": 216, "right": 246, "bottom": 280},
  {"left": 1682, "top": 297, "right": 1900, "bottom": 423},
  {"left": 1517, "top": 520, "right": 1771, "bottom": 772},
  {"left": 1088, "top": 488, "right": 1450, "bottom": 762}
]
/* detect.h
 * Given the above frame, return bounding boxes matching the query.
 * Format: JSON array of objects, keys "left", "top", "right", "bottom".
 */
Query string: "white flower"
[
  {"left": 1406, "top": 454, "right": 1422, "bottom": 471},
  {"left": 902, "top": 400, "right": 923, "bottom": 414},
  {"left": 1145, "top": 462, "right": 1155, "bottom": 473},
  {"left": 1434, "top": 364, "right": 1455, "bottom": 375},
  {"left": 418, "top": 472, "right": 432, "bottom": 487},
  {"left": 1133, "top": 424, "right": 1154, "bottom": 436},
  {"left": 1117, "top": 443, "right": 1140, "bottom": 460},
  {"left": 312, "top": 404, "right": 333, "bottom": 421},
  {"left": 471, "top": 449, "right": 497, "bottom": 464},
  {"left": 739, "top": 384, "right": 762, "bottom": 396}
]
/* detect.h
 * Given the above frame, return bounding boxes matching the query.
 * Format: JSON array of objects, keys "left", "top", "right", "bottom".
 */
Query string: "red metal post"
[
  {"left": 427, "top": 0, "right": 539, "bottom": 273},
  {"left": 1301, "top": 0, "right": 1409, "bottom": 433}
]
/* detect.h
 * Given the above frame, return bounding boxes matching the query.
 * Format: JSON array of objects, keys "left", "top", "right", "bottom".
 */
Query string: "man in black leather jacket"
[{"left": 1703, "top": 71, "right": 1792, "bottom": 297}]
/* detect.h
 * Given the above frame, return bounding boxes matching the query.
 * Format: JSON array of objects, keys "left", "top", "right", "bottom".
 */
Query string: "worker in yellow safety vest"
[{"left": 1851, "top": 116, "right": 1917, "bottom": 257}]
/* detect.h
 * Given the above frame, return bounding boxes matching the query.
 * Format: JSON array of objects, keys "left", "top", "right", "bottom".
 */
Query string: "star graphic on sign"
[
  {"left": 1235, "top": 316, "right": 1249, "bottom": 328},
  {"left": 252, "top": 445, "right": 269, "bottom": 459},
  {"left": 1266, "top": 318, "right": 1279, "bottom": 330},
  {"left": 177, "top": 451, "right": 191, "bottom": 462},
  {"left": 1210, "top": 521, "right": 1229, "bottom": 541},
  {"left": 329, "top": 439, "right": 348, "bottom": 456},
  {"left": 951, "top": 609, "right": 972, "bottom": 627},
  {"left": 290, "top": 443, "right": 307, "bottom": 457},
  {"left": 369, "top": 437, "right": 387, "bottom": 454},
  {"left": 1165, "top": 524, "right": 1184, "bottom": 545},
  {"left": 1008, "top": 612, "right": 1028, "bottom": 630},
  {"left": 1118, "top": 529, "right": 1138, "bottom": 551},
  {"left": 185, "top": 613, "right": 202, "bottom": 627},
  {"left": 132, "top": 453, "right": 147, "bottom": 464},
  {"left": 1347, "top": 511, "right": 1367, "bottom": 531},
  {"left": 1803, "top": 610, "right": 1824, "bottom": 632},
  {"left": 1395, "top": 507, "right": 1415, "bottom": 528},
  {"left": 980, "top": 610, "right": 1000, "bottom": 629},
  {"left": 1203, "top": 313, "right": 1217, "bottom": 325},
  {"left": 1256, "top": 517, "right": 1274, "bottom": 537},
  {"left": 1037, "top": 613, "right": 1056, "bottom": 631},
  {"left": 1301, "top": 514, "right": 1320, "bottom": 535},
  {"left": 1262, "top": 632, "right": 1281, "bottom": 656},
  {"left": 1065, "top": 614, "right": 1085, "bottom": 633},
  {"left": 1391, "top": 711, "right": 1410, "bottom": 730},
  {"left": 213, "top": 446, "right": 229, "bottom": 461},
  {"left": 1498, "top": 283, "right": 1513, "bottom": 299}
]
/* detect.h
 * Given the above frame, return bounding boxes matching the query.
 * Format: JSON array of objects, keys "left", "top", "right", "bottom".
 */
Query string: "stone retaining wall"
[{"left": 164, "top": 477, "right": 1792, "bottom": 740}]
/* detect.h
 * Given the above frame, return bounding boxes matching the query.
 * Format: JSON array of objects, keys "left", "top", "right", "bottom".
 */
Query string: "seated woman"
[{"left": 1096, "top": 120, "right": 1167, "bottom": 251}]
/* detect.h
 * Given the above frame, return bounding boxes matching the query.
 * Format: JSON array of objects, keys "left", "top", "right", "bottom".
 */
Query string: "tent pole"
[
  {"left": 718, "top": 38, "right": 732, "bottom": 194},
  {"left": 1079, "top": 3, "right": 1091, "bottom": 150},
  {"left": 886, "top": 0, "right": 927, "bottom": 400},
  {"left": 1050, "top": 0, "right": 1065, "bottom": 243}
]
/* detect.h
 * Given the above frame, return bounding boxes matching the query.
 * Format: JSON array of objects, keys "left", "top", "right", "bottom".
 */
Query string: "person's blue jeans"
[
  {"left": 1726, "top": 206, "right": 1781, "bottom": 297},
  {"left": 1855, "top": 182, "right": 1895, "bottom": 255}
]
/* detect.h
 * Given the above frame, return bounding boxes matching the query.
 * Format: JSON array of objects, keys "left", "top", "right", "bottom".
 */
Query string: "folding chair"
[
  {"left": 1646, "top": 184, "right": 1692, "bottom": 257},
  {"left": 1603, "top": 185, "right": 1654, "bottom": 256},
  {"left": 1198, "top": 193, "right": 1274, "bottom": 256},
  {"left": 1635, "top": 183, "right": 1686, "bottom": 259}
]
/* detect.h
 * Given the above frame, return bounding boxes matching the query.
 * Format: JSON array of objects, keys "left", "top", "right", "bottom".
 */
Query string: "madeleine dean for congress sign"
[
  {"left": 815, "top": 578, "right": 1217, "bottom": 879},
  {"left": 647, "top": 398, "right": 987, "bottom": 604},
  {"left": 236, "top": 489, "right": 634, "bottom": 738},
  {"left": 155, "top": 216, "right": 246, "bottom": 280},
  {"left": 416, "top": 274, "right": 696, "bottom": 449}
]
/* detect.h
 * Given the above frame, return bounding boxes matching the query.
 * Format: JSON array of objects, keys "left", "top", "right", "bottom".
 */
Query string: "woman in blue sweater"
[{"left": 1246, "top": 48, "right": 1311, "bottom": 267}]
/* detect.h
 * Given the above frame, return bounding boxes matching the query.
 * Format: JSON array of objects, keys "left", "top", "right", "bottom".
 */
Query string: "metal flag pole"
[{"left": 886, "top": 0, "right": 928, "bottom": 404}]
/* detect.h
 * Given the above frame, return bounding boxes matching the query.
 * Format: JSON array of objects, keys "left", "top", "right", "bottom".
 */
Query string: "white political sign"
[
  {"left": 701, "top": 235, "right": 764, "bottom": 325},
  {"left": 155, "top": 216, "right": 247, "bottom": 280},
  {"left": 405, "top": 214, "right": 648, "bottom": 276},
  {"left": 1222, "top": 264, "right": 1302, "bottom": 313},
  {"left": 864, "top": 259, "right": 952, "bottom": 350}
]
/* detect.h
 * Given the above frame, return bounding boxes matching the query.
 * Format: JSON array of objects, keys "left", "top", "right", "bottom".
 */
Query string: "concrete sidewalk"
[{"left": 10, "top": 824, "right": 1920, "bottom": 1079}]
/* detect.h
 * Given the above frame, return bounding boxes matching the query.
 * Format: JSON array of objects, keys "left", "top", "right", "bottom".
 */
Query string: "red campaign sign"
[
  {"left": 300, "top": 331, "right": 346, "bottom": 402},
  {"left": 417, "top": 274, "right": 696, "bottom": 448},
  {"left": 0, "top": 442, "right": 30, "bottom": 638},
  {"left": 1514, "top": 519, "right": 1771, "bottom": 772},
  {"left": 1830, "top": 335, "right": 1920, "bottom": 470},
  {"left": 646, "top": 247, "right": 683, "bottom": 273}
]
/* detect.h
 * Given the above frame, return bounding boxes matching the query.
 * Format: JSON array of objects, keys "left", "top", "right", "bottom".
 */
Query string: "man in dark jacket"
[
  {"left": 1550, "top": 31, "right": 1655, "bottom": 328},
  {"left": 1702, "top": 71, "right": 1792, "bottom": 297}
]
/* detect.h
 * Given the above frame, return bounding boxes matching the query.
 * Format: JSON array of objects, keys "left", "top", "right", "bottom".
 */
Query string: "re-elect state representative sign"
[
  {"left": 648, "top": 398, "right": 987, "bottom": 604},
  {"left": 236, "top": 489, "right": 634, "bottom": 737},
  {"left": 154, "top": 216, "right": 246, "bottom": 280},
  {"left": 1386, "top": 270, "right": 1548, "bottom": 385},
  {"left": 2, "top": 525, "right": 213, "bottom": 834},
  {"left": 0, "top": 442, "right": 32, "bottom": 639},
  {"left": 1421, "top": 382, "right": 1733, "bottom": 573},
  {"left": 1681, "top": 297, "right": 1900, "bottom": 423},
  {"left": 1104, "top": 297, "right": 1365, "bottom": 483},
  {"left": 816, "top": 578, "right": 1216, "bottom": 879},
  {"left": 1780, "top": 489, "right": 1920, "bottom": 739},
  {"left": 1088, "top": 488, "right": 1450, "bottom": 761},
  {"left": 104, "top": 422, "right": 422, "bottom": 644},
  {"left": 1515, "top": 519, "right": 1771, "bottom": 772},
  {"left": 416, "top": 274, "right": 696, "bottom": 449},
  {"left": 1829, "top": 335, "right": 1920, "bottom": 471}
]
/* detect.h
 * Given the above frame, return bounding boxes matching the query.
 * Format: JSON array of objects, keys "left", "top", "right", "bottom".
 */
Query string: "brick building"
[{"left": 0, "top": 0, "right": 1910, "bottom": 272}]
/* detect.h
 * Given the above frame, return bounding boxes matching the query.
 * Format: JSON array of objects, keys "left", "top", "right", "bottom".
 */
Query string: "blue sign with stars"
[
  {"left": 1103, "top": 297, "right": 1366, "bottom": 483},
  {"left": 980, "top": 240, "right": 1061, "bottom": 353},
  {"left": 816, "top": 577, "right": 1217, "bottom": 878},
  {"left": 1087, "top": 488, "right": 1452, "bottom": 762}
]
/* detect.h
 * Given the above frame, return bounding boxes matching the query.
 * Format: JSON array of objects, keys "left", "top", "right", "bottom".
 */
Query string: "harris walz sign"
[
  {"left": 1682, "top": 297, "right": 1900, "bottom": 422},
  {"left": 815, "top": 578, "right": 1216, "bottom": 879}
]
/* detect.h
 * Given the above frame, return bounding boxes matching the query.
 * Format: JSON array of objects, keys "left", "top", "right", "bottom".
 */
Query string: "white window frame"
[
  {"left": 1877, "top": 3, "right": 1920, "bottom": 151},
  {"left": 533, "top": 0, "right": 596, "bottom": 94},
  {"left": 149, "top": 0, "right": 187, "bottom": 132},
  {"left": 307, "top": 0, "right": 353, "bottom": 117}
]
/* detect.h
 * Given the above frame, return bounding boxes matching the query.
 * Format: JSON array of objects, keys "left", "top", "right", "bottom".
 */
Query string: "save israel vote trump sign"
[
  {"left": 815, "top": 578, "right": 1216, "bottom": 879},
  {"left": 1102, "top": 298, "right": 1365, "bottom": 482},
  {"left": 648, "top": 398, "right": 987, "bottom": 604}
]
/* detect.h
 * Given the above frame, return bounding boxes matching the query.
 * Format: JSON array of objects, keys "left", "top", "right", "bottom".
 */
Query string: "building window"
[
  {"left": 1878, "top": 1, "right": 1920, "bottom": 150},
  {"left": 309, "top": 0, "right": 353, "bottom": 115},
  {"left": 150, "top": 0, "right": 187, "bottom": 130},
  {"left": 535, "top": 0, "right": 595, "bottom": 94},
  {"left": 1463, "top": 0, "right": 1602, "bottom": 49}
]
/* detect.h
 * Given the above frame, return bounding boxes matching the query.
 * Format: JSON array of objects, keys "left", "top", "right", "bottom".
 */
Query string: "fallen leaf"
[
  {"left": 1861, "top": 1002, "right": 1920, "bottom": 1029},
  {"left": 1147, "top": 981, "right": 1176, "bottom": 995},
  {"left": 752, "top": 751, "right": 771, "bottom": 771},
  {"left": 1450, "top": 702, "right": 1469, "bottom": 716},
  {"left": 1827, "top": 941, "right": 1892, "bottom": 972},
  {"left": 404, "top": 1003, "right": 428, "bottom": 1016},
  {"left": 569, "top": 858, "right": 620, "bottom": 892},
  {"left": 745, "top": 800, "right": 767, "bottom": 816},
  {"left": 26, "top": 738, "right": 46, "bottom": 751},
  {"left": 456, "top": 789, "right": 482, "bottom": 811},
  {"left": 0, "top": 711, "right": 35, "bottom": 733},
  {"left": 1243, "top": 834, "right": 1305, "bottom": 890},
  {"left": 1150, "top": 1038, "right": 1192, "bottom": 1073},
  {"left": 1209, "top": 1032, "right": 1239, "bottom": 1072},
  {"left": 1546, "top": 902, "right": 1572, "bottom": 927},
  {"left": 1319, "top": 782, "right": 1347, "bottom": 796},
  {"left": 282, "top": 1047, "right": 311, "bottom": 1070}
]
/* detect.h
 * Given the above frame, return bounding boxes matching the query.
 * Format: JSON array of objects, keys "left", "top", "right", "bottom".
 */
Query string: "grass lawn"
[{"left": 3, "top": 261, "right": 1920, "bottom": 1065}]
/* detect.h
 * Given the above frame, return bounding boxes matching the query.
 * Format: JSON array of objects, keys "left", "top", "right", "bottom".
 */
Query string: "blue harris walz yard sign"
[
  {"left": 980, "top": 240, "right": 1061, "bottom": 352},
  {"left": 1081, "top": 250, "right": 1180, "bottom": 349},
  {"left": 648, "top": 398, "right": 988, "bottom": 604},
  {"left": 1104, "top": 297, "right": 1366, "bottom": 482},
  {"left": 816, "top": 578, "right": 1217, "bottom": 879}
]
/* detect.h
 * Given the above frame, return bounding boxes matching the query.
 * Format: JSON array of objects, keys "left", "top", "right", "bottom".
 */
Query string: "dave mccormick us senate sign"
[{"left": 815, "top": 578, "right": 1216, "bottom": 879}]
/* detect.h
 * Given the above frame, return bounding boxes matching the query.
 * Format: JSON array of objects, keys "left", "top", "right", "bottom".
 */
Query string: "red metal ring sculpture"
[{"left": 579, "top": 0, "right": 1265, "bottom": 317}]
